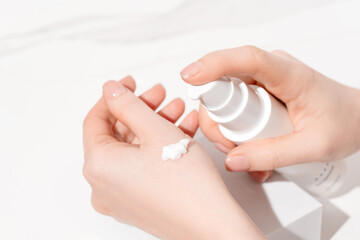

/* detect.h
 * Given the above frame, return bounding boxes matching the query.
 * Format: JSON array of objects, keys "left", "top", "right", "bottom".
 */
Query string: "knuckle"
[
  {"left": 91, "top": 194, "right": 111, "bottom": 216},
  {"left": 268, "top": 146, "right": 283, "bottom": 169},
  {"left": 271, "top": 49, "right": 286, "bottom": 54},
  {"left": 244, "top": 45, "right": 267, "bottom": 61},
  {"left": 271, "top": 50, "right": 299, "bottom": 63},
  {"left": 117, "top": 96, "right": 141, "bottom": 119},
  {"left": 316, "top": 139, "right": 335, "bottom": 161},
  {"left": 82, "top": 160, "right": 104, "bottom": 183},
  {"left": 243, "top": 45, "right": 269, "bottom": 75},
  {"left": 243, "top": 44, "right": 259, "bottom": 52},
  {"left": 270, "top": 49, "right": 289, "bottom": 57},
  {"left": 295, "top": 66, "right": 317, "bottom": 94},
  {"left": 82, "top": 163, "right": 92, "bottom": 183},
  {"left": 246, "top": 140, "right": 283, "bottom": 170},
  {"left": 83, "top": 113, "right": 92, "bottom": 130}
]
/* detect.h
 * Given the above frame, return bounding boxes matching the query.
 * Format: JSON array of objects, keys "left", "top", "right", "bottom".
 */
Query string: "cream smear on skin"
[{"left": 161, "top": 139, "right": 190, "bottom": 161}]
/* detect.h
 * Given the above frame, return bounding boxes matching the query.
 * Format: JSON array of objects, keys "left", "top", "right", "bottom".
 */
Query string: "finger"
[
  {"left": 83, "top": 98, "right": 118, "bottom": 149},
  {"left": 83, "top": 76, "right": 137, "bottom": 148},
  {"left": 199, "top": 105, "right": 236, "bottom": 149},
  {"left": 157, "top": 98, "right": 185, "bottom": 123},
  {"left": 213, "top": 142, "right": 231, "bottom": 154},
  {"left": 118, "top": 75, "right": 136, "bottom": 92},
  {"left": 108, "top": 76, "right": 137, "bottom": 142},
  {"left": 181, "top": 46, "right": 310, "bottom": 102},
  {"left": 139, "top": 84, "right": 166, "bottom": 110},
  {"left": 179, "top": 110, "right": 199, "bottom": 138},
  {"left": 113, "top": 82, "right": 165, "bottom": 142},
  {"left": 102, "top": 80, "right": 167, "bottom": 141},
  {"left": 225, "top": 131, "right": 326, "bottom": 171},
  {"left": 248, "top": 171, "right": 273, "bottom": 183}
]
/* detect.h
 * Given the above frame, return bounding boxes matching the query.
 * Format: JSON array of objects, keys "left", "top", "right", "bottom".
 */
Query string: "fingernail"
[
  {"left": 214, "top": 142, "right": 231, "bottom": 154},
  {"left": 226, "top": 155, "right": 250, "bottom": 171},
  {"left": 180, "top": 61, "right": 203, "bottom": 80},
  {"left": 103, "top": 80, "right": 126, "bottom": 98}
]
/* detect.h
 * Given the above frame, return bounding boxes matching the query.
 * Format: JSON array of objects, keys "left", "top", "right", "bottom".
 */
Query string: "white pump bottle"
[{"left": 188, "top": 76, "right": 346, "bottom": 196}]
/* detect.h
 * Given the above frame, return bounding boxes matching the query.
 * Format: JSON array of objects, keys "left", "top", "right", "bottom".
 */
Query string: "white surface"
[{"left": 1, "top": 0, "right": 360, "bottom": 239}]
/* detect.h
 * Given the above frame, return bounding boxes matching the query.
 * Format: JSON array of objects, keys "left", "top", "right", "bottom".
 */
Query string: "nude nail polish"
[
  {"left": 180, "top": 61, "right": 203, "bottom": 80},
  {"left": 226, "top": 155, "right": 250, "bottom": 171},
  {"left": 103, "top": 80, "right": 126, "bottom": 98}
]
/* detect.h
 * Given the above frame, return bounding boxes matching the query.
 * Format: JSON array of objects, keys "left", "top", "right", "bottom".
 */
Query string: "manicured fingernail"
[
  {"left": 103, "top": 80, "right": 126, "bottom": 98},
  {"left": 180, "top": 61, "right": 203, "bottom": 80},
  {"left": 226, "top": 155, "right": 250, "bottom": 171},
  {"left": 214, "top": 142, "right": 231, "bottom": 154}
]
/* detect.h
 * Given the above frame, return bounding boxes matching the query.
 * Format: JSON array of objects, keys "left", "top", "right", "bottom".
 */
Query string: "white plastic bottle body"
[
  {"left": 188, "top": 77, "right": 346, "bottom": 196},
  {"left": 277, "top": 161, "right": 346, "bottom": 196},
  {"left": 253, "top": 88, "right": 346, "bottom": 196}
]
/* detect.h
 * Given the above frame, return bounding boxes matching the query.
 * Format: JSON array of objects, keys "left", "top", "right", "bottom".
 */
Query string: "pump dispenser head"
[
  {"left": 187, "top": 76, "right": 268, "bottom": 142},
  {"left": 187, "top": 76, "right": 233, "bottom": 109}
]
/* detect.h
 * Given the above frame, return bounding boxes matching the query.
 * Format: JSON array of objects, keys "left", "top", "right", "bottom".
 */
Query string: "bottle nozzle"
[
  {"left": 187, "top": 76, "right": 232, "bottom": 109},
  {"left": 187, "top": 76, "right": 264, "bottom": 134}
]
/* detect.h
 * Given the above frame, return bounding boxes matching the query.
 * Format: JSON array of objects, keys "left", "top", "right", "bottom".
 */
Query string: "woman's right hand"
[{"left": 181, "top": 46, "right": 360, "bottom": 181}]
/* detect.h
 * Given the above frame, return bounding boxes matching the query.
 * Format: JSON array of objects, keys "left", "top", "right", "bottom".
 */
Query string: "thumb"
[{"left": 225, "top": 132, "right": 325, "bottom": 171}]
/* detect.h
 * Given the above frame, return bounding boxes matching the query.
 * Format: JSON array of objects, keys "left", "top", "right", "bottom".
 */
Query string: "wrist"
[
  {"left": 187, "top": 194, "right": 266, "bottom": 240},
  {"left": 216, "top": 200, "right": 266, "bottom": 240}
]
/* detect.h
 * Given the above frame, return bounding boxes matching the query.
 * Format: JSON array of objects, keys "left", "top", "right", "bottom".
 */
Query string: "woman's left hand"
[{"left": 82, "top": 76, "right": 265, "bottom": 240}]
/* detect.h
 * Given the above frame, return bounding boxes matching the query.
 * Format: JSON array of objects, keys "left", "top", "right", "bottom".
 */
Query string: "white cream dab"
[{"left": 161, "top": 139, "right": 191, "bottom": 161}]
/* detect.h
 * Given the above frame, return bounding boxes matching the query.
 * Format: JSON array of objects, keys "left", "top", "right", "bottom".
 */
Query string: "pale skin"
[
  {"left": 83, "top": 45, "right": 360, "bottom": 239},
  {"left": 181, "top": 45, "right": 360, "bottom": 182},
  {"left": 83, "top": 76, "right": 266, "bottom": 239}
]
